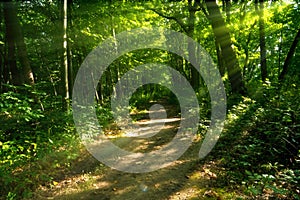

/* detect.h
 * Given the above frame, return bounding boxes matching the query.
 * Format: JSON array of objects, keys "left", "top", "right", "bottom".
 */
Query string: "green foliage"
[
  {"left": 217, "top": 80, "right": 300, "bottom": 199},
  {"left": 0, "top": 86, "right": 80, "bottom": 199},
  {"left": 0, "top": 0, "right": 299, "bottom": 199},
  {"left": 245, "top": 168, "right": 300, "bottom": 199},
  {"left": 129, "top": 84, "right": 175, "bottom": 109},
  {"left": 96, "top": 104, "right": 114, "bottom": 128}
]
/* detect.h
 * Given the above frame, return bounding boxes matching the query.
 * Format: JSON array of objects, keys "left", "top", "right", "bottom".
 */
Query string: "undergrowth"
[
  {"left": 215, "top": 80, "right": 300, "bottom": 199},
  {"left": 1, "top": 79, "right": 299, "bottom": 199},
  {"left": 0, "top": 86, "right": 78, "bottom": 199}
]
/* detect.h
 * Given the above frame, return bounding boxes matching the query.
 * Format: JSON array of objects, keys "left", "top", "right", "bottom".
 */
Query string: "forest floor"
[{"left": 30, "top": 104, "right": 247, "bottom": 200}]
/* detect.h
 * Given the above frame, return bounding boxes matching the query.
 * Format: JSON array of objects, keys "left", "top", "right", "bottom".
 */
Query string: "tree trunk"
[
  {"left": 3, "top": 1, "right": 34, "bottom": 86},
  {"left": 3, "top": 2, "right": 20, "bottom": 85},
  {"left": 205, "top": 0, "right": 245, "bottom": 94},
  {"left": 189, "top": 41, "right": 200, "bottom": 90},
  {"left": 111, "top": 12, "right": 121, "bottom": 99},
  {"left": 256, "top": 0, "right": 267, "bottom": 82},
  {"left": 279, "top": 28, "right": 300, "bottom": 80},
  {"left": 67, "top": 0, "right": 73, "bottom": 97},
  {"left": 222, "top": 0, "right": 231, "bottom": 23},
  {"left": 61, "top": 0, "right": 69, "bottom": 111},
  {"left": 187, "top": 0, "right": 199, "bottom": 90},
  {"left": 215, "top": 40, "right": 225, "bottom": 76},
  {"left": 105, "top": 69, "right": 112, "bottom": 101}
]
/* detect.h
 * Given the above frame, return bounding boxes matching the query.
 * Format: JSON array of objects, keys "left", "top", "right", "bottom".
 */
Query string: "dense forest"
[{"left": 0, "top": 0, "right": 299, "bottom": 199}]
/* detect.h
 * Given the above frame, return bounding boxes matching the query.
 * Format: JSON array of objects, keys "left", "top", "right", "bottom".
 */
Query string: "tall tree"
[
  {"left": 3, "top": 1, "right": 19, "bottom": 86},
  {"left": 205, "top": 0, "right": 245, "bottom": 94},
  {"left": 256, "top": 0, "right": 267, "bottom": 82},
  {"left": 279, "top": 28, "right": 300, "bottom": 81},
  {"left": 187, "top": 0, "right": 200, "bottom": 90},
  {"left": 3, "top": 0, "right": 34, "bottom": 86},
  {"left": 215, "top": 40, "right": 226, "bottom": 76},
  {"left": 60, "top": 0, "right": 69, "bottom": 111},
  {"left": 67, "top": 0, "right": 73, "bottom": 98}
]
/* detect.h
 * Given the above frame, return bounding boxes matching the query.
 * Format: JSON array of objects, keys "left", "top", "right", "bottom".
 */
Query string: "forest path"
[{"left": 32, "top": 103, "right": 240, "bottom": 200}]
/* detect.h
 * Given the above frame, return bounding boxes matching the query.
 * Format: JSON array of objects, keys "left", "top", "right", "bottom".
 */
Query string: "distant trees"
[
  {"left": 150, "top": 0, "right": 201, "bottom": 90},
  {"left": 1, "top": 0, "right": 299, "bottom": 100}
]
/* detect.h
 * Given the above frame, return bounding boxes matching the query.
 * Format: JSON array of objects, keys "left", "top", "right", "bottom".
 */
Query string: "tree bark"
[
  {"left": 256, "top": 0, "right": 268, "bottom": 82},
  {"left": 3, "top": 1, "right": 34, "bottom": 86},
  {"left": 215, "top": 40, "right": 225, "bottom": 76},
  {"left": 4, "top": 2, "right": 20, "bottom": 85},
  {"left": 187, "top": 0, "right": 200, "bottom": 90},
  {"left": 60, "top": 0, "right": 69, "bottom": 111},
  {"left": 67, "top": 0, "right": 73, "bottom": 97},
  {"left": 279, "top": 28, "right": 300, "bottom": 80},
  {"left": 205, "top": 0, "right": 245, "bottom": 94}
]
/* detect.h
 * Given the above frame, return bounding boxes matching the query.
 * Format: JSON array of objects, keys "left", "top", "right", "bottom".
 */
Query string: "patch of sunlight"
[
  {"left": 169, "top": 186, "right": 245, "bottom": 200},
  {"left": 168, "top": 186, "right": 202, "bottom": 200},
  {"left": 282, "top": 0, "right": 294, "bottom": 5},
  {"left": 135, "top": 117, "right": 180, "bottom": 125},
  {"left": 112, "top": 185, "right": 136, "bottom": 196},
  {"left": 66, "top": 174, "right": 101, "bottom": 193},
  {"left": 130, "top": 107, "right": 148, "bottom": 115}
]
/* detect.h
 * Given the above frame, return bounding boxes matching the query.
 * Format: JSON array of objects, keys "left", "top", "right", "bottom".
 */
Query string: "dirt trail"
[{"left": 32, "top": 104, "right": 239, "bottom": 200}]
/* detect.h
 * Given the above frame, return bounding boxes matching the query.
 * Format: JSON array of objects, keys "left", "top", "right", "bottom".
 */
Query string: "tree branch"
[
  {"left": 149, "top": 8, "right": 188, "bottom": 33},
  {"left": 196, "top": 1, "right": 209, "bottom": 18},
  {"left": 279, "top": 28, "right": 300, "bottom": 80}
]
